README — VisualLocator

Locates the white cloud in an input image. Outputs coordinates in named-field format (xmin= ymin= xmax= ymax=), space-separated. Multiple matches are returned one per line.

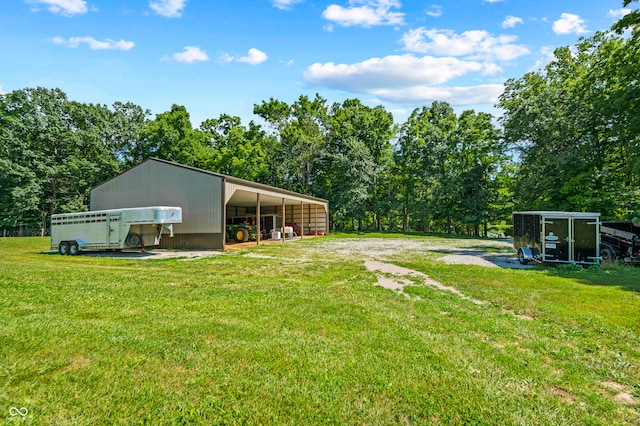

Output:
xmin=302 ymin=50 xmax=507 ymax=106
xmin=27 ymin=0 xmax=88 ymax=16
xmin=272 ymin=0 xmax=303 ymax=10
xmin=608 ymin=8 xmax=631 ymax=20
xmin=552 ymin=13 xmax=589 ymax=35
xmin=304 ymin=54 xmax=486 ymax=91
xmin=322 ymin=0 xmax=404 ymax=28
xmin=52 ymin=36 xmax=134 ymax=50
xmin=401 ymin=28 xmax=529 ymax=62
xmin=426 ymin=5 xmax=442 ymax=18
xmin=371 ymin=84 xmax=504 ymax=105
xmin=165 ymin=46 xmax=208 ymax=63
xmin=502 ymin=15 xmax=523 ymax=29
xmin=219 ymin=48 xmax=268 ymax=65
xmin=150 ymin=0 xmax=186 ymax=18
xmin=483 ymin=0 xmax=503 ymax=3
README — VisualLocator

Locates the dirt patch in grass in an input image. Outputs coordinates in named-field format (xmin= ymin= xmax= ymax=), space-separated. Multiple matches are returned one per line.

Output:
xmin=364 ymin=259 xmax=485 ymax=304
xmin=551 ymin=385 xmax=577 ymax=404
xmin=602 ymin=381 xmax=637 ymax=405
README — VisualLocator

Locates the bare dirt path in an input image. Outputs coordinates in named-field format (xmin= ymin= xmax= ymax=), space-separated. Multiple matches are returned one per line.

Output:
xmin=314 ymin=237 xmax=529 ymax=303
xmin=364 ymin=259 xmax=485 ymax=304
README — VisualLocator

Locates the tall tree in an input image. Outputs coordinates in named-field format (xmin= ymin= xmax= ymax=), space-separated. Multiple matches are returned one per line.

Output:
xmin=0 ymin=87 xmax=127 ymax=232
xmin=323 ymin=99 xmax=394 ymax=230
xmin=254 ymin=94 xmax=329 ymax=194
xmin=199 ymin=114 xmax=268 ymax=181
xmin=499 ymin=29 xmax=640 ymax=218
xmin=139 ymin=104 xmax=207 ymax=167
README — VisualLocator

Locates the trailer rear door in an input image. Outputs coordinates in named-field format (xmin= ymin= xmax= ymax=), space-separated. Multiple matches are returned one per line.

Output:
xmin=542 ymin=218 xmax=570 ymax=262
xmin=574 ymin=219 xmax=599 ymax=263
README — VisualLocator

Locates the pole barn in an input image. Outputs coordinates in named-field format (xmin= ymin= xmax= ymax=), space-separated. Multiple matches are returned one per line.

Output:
xmin=90 ymin=158 xmax=329 ymax=250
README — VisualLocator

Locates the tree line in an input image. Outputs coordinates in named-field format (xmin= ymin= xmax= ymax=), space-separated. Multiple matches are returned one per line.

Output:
xmin=1 ymin=3 xmax=638 ymax=235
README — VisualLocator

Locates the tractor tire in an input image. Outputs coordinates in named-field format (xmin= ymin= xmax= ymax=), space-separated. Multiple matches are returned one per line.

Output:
xmin=234 ymin=228 xmax=249 ymax=243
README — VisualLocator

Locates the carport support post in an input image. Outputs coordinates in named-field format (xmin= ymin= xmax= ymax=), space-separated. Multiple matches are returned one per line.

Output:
xmin=256 ymin=193 xmax=261 ymax=245
xmin=300 ymin=201 xmax=304 ymax=238
xmin=282 ymin=197 xmax=286 ymax=244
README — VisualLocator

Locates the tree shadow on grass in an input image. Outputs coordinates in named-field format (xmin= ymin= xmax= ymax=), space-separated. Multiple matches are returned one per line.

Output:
xmin=547 ymin=264 xmax=640 ymax=294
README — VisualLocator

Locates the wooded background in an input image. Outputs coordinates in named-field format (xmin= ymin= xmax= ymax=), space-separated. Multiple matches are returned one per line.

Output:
xmin=1 ymin=8 xmax=639 ymax=235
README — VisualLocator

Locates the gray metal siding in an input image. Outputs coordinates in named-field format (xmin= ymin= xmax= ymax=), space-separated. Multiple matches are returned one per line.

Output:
xmin=91 ymin=160 xmax=223 ymax=234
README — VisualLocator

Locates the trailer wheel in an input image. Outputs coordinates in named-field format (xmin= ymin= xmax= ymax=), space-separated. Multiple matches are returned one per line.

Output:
xmin=68 ymin=241 xmax=79 ymax=256
xmin=518 ymin=249 xmax=529 ymax=265
xmin=58 ymin=242 xmax=69 ymax=256
xmin=601 ymin=248 xmax=615 ymax=264
xmin=234 ymin=228 xmax=249 ymax=243
xmin=125 ymin=232 xmax=142 ymax=248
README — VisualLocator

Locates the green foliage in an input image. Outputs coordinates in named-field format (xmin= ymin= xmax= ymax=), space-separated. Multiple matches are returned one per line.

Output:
xmin=397 ymin=102 xmax=509 ymax=234
xmin=0 ymin=88 xmax=129 ymax=230
xmin=199 ymin=115 xmax=268 ymax=181
xmin=499 ymin=26 xmax=640 ymax=219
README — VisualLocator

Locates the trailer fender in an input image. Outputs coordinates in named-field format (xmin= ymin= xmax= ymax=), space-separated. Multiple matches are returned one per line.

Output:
xmin=518 ymin=247 xmax=535 ymax=265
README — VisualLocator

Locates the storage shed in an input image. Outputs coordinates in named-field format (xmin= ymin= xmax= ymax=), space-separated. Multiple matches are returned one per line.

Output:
xmin=90 ymin=158 xmax=329 ymax=250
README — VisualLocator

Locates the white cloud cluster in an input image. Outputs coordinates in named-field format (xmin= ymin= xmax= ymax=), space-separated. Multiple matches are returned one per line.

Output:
xmin=150 ymin=0 xmax=186 ymax=18
xmin=303 ymin=22 xmax=532 ymax=107
xmin=303 ymin=54 xmax=503 ymax=105
xmin=502 ymin=15 xmax=523 ymax=29
xmin=28 ymin=0 xmax=88 ymax=16
xmin=52 ymin=36 xmax=134 ymax=50
xmin=323 ymin=0 xmax=404 ymax=28
xmin=552 ymin=13 xmax=588 ymax=35
xmin=401 ymin=28 xmax=529 ymax=62
xmin=272 ymin=0 xmax=304 ymax=11
xmin=219 ymin=48 xmax=268 ymax=65
xmin=165 ymin=46 xmax=208 ymax=63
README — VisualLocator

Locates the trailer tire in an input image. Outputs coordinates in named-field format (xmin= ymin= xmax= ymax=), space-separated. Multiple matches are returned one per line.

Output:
xmin=68 ymin=241 xmax=79 ymax=256
xmin=125 ymin=232 xmax=142 ymax=248
xmin=518 ymin=249 xmax=529 ymax=265
xmin=58 ymin=242 xmax=69 ymax=256
xmin=601 ymin=248 xmax=615 ymax=264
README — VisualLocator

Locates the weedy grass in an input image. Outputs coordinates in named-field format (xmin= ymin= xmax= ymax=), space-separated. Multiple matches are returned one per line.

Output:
xmin=1 ymin=235 xmax=639 ymax=425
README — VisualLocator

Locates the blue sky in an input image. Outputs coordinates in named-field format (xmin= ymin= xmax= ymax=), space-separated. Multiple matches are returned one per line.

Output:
xmin=0 ymin=0 xmax=632 ymax=127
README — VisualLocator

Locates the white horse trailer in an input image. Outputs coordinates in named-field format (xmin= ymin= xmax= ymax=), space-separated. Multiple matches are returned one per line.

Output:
xmin=51 ymin=206 xmax=182 ymax=255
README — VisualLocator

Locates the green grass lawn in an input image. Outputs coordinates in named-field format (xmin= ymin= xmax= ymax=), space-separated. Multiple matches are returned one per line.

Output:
xmin=1 ymin=235 xmax=639 ymax=425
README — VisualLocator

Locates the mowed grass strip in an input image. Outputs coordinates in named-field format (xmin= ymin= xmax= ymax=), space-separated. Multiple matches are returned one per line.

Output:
xmin=0 ymin=236 xmax=638 ymax=425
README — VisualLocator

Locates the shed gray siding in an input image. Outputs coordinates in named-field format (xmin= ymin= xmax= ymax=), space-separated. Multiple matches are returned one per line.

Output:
xmin=91 ymin=159 xmax=225 ymax=249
